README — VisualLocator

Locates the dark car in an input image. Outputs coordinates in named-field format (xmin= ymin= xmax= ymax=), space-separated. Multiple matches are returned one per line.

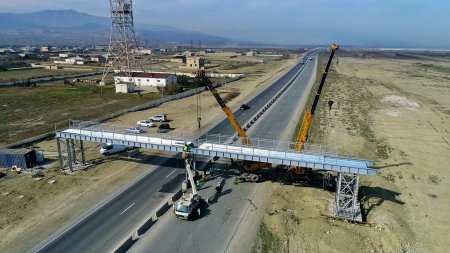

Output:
xmin=157 ymin=123 xmax=171 ymax=133
xmin=240 ymin=104 xmax=250 ymax=110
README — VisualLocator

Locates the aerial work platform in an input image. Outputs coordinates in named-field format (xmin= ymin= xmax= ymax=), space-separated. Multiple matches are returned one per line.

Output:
xmin=56 ymin=124 xmax=375 ymax=175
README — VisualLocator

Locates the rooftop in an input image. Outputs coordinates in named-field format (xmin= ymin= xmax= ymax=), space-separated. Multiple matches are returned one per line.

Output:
xmin=116 ymin=72 xmax=172 ymax=79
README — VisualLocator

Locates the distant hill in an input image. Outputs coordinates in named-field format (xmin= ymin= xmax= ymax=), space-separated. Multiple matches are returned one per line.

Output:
xmin=0 ymin=9 xmax=235 ymax=46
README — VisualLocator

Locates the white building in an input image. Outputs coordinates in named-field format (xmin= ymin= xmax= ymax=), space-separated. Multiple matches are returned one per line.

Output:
xmin=54 ymin=56 xmax=86 ymax=65
xmin=114 ymin=72 xmax=177 ymax=87
xmin=90 ymin=55 xmax=106 ymax=63
xmin=115 ymin=83 xmax=135 ymax=93
xmin=132 ymin=49 xmax=152 ymax=55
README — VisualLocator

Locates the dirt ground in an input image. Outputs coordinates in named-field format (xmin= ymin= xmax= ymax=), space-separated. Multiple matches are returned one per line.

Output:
xmin=0 ymin=54 xmax=301 ymax=253
xmin=253 ymin=51 xmax=450 ymax=253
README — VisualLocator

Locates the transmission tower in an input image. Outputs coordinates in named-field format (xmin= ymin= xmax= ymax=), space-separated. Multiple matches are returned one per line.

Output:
xmin=101 ymin=0 xmax=144 ymax=84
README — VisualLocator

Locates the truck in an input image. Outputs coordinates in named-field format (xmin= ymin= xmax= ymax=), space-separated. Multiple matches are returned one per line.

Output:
xmin=173 ymin=157 xmax=201 ymax=220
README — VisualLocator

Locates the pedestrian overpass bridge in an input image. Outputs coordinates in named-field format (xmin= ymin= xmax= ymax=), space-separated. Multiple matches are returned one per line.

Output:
xmin=55 ymin=126 xmax=375 ymax=175
xmin=55 ymin=122 xmax=376 ymax=222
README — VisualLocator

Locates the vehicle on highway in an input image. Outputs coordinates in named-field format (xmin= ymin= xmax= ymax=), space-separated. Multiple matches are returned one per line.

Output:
xmin=157 ymin=123 xmax=171 ymax=133
xmin=240 ymin=104 xmax=250 ymax=110
xmin=125 ymin=127 xmax=145 ymax=134
xmin=137 ymin=120 xmax=156 ymax=128
xmin=308 ymin=57 xmax=313 ymax=60
xmin=173 ymin=194 xmax=201 ymax=220
xmin=300 ymin=60 xmax=305 ymax=64
xmin=174 ymin=156 xmax=201 ymax=220
xmin=149 ymin=114 xmax=168 ymax=122
xmin=100 ymin=143 xmax=133 ymax=155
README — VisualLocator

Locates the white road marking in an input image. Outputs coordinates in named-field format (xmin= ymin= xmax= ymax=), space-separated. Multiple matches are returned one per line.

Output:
xmin=120 ymin=203 xmax=135 ymax=215
xmin=166 ymin=170 xmax=176 ymax=178
xmin=33 ymin=156 xmax=170 ymax=253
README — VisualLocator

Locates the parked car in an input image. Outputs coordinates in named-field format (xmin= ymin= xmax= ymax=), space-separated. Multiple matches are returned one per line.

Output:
xmin=240 ymin=104 xmax=250 ymax=110
xmin=125 ymin=127 xmax=145 ymax=134
xmin=149 ymin=114 xmax=168 ymax=122
xmin=137 ymin=120 xmax=156 ymax=128
xmin=157 ymin=123 xmax=171 ymax=133
xmin=100 ymin=144 xmax=133 ymax=155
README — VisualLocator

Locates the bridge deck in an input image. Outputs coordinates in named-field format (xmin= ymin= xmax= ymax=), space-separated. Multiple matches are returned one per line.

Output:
xmin=57 ymin=128 xmax=376 ymax=175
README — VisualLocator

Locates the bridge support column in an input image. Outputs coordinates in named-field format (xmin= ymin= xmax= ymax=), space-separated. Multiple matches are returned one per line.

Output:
xmin=56 ymin=138 xmax=86 ymax=172
xmin=335 ymin=172 xmax=362 ymax=222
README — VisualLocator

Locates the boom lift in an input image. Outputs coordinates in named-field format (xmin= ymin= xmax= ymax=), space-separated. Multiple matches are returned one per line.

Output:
xmin=173 ymin=155 xmax=201 ymax=220
xmin=197 ymin=70 xmax=270 ymax=182
xmin=289 ymin=44 xmax=339 ymax=184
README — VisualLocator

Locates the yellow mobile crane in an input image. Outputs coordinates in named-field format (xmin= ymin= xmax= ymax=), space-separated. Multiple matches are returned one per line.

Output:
xmin=289 ymin=44 xmax=339 ymax=184
xmin=196 ymin=70 xmax=251 ymax=146
xmin=196 ymin=70 xmax=270 ymax=182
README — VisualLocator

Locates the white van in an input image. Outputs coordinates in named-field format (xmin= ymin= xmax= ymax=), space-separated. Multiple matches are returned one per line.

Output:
xmin=100 ymin=143 xmax=133 ymax=155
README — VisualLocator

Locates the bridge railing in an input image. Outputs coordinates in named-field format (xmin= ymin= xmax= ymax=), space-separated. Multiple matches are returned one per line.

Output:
xmin=63 ymin=121 xmax=374 ymax=167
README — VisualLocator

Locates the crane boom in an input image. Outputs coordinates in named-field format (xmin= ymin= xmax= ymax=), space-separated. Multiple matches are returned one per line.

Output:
xmin=295 ymin=44 xmax=339 ymax=152
xmin=197 ymin=70 xmax=252 ymax=146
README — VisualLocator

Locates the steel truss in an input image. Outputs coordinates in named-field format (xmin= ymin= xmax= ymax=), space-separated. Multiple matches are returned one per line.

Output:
xmin=335 ymin=172 xmax=362 ymax=222
xmin=56 ymin=138 xmax=86 ymax=172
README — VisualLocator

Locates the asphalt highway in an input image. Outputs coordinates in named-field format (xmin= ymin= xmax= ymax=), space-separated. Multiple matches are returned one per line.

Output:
xmin=128 ymin=54 xmax=319 ymax=253
xmin=30 ymin=52 xmax=315 ymax=253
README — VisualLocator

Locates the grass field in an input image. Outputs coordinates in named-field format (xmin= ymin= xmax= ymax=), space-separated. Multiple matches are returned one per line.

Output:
xmin=0 ymin=68 xmax=92 ymax=82
xmin=0 ymin=84 xmax=160 ymax=145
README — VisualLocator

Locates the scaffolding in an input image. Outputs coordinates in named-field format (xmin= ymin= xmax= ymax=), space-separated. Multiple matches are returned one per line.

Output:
xmin=335 ymin=173 xmax=361 ymax=222
xmin=56 ymin=138 xmax=87 ymax=172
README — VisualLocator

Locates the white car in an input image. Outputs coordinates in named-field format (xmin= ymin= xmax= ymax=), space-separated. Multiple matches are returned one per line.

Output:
xmin=137 ymin=120 xmax=156 ymax=128
xmin=125 ymin=127 xmax=145 ymax=134
xmin=149 ymin=114 xmax=168 ymax=122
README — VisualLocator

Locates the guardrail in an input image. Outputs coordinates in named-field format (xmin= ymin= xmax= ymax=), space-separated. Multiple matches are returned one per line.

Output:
xmin=111 ymin=188 xmax=183 ymax=253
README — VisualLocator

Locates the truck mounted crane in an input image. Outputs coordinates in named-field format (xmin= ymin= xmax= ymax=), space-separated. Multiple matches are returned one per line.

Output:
xmin=173 ymin=155 xmax=201 ymax=220
xmin=197 ymin=70 xmax=270 ymax=182
xmin=196 ymin=70 xmax=252 ymax=146
xmin=289 ymin=44 xmax=339 ymax=184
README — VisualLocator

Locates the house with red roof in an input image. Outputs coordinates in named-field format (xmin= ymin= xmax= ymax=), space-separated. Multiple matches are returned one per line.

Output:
xmin=114 ymin=72 xmax=177 ymax=87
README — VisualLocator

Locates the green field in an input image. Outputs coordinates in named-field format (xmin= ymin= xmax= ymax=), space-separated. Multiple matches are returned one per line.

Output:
xmin=0 ymin=68 xmax=93 ymax=82
xmin=0 ymin=84 xmax=161 ymax=145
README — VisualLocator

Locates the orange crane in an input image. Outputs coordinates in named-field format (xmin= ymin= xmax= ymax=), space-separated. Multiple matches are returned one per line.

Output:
xmin=196 ymin=69 xmax=252 ymax=146
xmin=197 ymin=70 xmax=270 ymax=182
xmin=289 ymin=44 xmax=339 ymax=184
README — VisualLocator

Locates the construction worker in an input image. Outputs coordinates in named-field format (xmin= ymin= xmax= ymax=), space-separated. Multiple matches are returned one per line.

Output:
xmin=215 ymin=181 xmax=222 ymax=196
xmin=183 ymin=143 xmax=190 ymax=153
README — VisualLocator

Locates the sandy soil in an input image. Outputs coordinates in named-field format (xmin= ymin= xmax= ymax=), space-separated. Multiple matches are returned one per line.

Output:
xmin=0 ymin=54 xmax=301 ymax=252
xmin=253 ymin=52 xmax=450 ymax=253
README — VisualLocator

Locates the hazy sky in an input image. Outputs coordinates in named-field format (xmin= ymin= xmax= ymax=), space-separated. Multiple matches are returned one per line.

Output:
xmin=1 ymin=0 xmax=450 ymax=48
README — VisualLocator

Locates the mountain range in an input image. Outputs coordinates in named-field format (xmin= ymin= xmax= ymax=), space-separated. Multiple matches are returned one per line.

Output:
xmin=0 ymin=9 xmax=237 ymax=46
